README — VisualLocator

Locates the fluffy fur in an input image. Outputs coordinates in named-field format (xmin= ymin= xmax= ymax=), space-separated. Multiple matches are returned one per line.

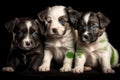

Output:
xmin=37 ymin=5 xmax=75 ymax=72
xmin=2 ymin=17 xmax=44 ymax=72
xmin=67 ymin=8 xmax=119 ymax=73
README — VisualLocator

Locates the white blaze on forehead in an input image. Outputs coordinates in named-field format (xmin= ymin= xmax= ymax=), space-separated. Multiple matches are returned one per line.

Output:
xmin=48 ymin=6 xmax=66 ymax=19
xmin=84 ymin=12 xmax=91 ymax=25
xmin=26 ymin=21 xmax=32 ymax=30
xmin=23 ymin=21 xmax=32 ymax=46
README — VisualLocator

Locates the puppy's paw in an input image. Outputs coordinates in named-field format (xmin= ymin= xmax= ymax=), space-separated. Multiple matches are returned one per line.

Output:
xmin=38 ymin=65 xmax=50 ymax=72
xmin=103 ymin=68 xmax=115 ymax=73
xmin=2 ymin=67 xmax=14 ymax=72
xmin=60 ymin=66 xmax=71 ymax=72
xmin=72 ymin=67 xmax=84 ymax=73
xmin=84 ymin=66 xmax=92 ymax=71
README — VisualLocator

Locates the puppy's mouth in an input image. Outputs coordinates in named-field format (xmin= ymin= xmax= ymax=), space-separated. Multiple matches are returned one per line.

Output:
xmin=23 ymin=46 xmax=33 ymax=50
xmin=46 ymin=29 xmax=66 ymax=38
xmin=18 ymin=45 xmax=34 ymax=51
xmin=17 ymin=42 xmax=34 ymax=51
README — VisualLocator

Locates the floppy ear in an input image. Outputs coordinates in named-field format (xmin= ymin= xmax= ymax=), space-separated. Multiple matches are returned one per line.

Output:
xmin=35 ymin=19 xmax=45 ymax=35
xmin=5 ymin=18 xmax=19 ymax=33
xmin=97 ymin=12 xmax=110 ymax=29
xmin=37 ymin=7 xmax=48 ymax=22
xmin=66 ymin=7 xmax=82 ymax=29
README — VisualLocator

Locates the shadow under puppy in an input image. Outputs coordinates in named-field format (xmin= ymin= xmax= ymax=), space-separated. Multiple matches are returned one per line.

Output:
xmin=37 ymin=5 xmax=75 ymax=72
xmin=2 ymin=17 xmax=44 ymax=72
xmin=67 ymin=8 xmax=119 ymax=73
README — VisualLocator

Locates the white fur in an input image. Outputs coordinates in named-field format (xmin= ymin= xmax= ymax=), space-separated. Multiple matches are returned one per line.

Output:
xmin=23 ymin=21 xmax=31 ymax=47
xmin=2 ymin=67 xmax=14 ymax=72
xmin=73 ymin=32 xmax=119 ymax=73
xmin=38 ymin=50 xmax=53 ymax=71
xmin=84 ymin=13 xmax=91 ymax=25
xmin=26 ymin=21 xmax=32 ymax=28
xmin=84 ymin=31 xmax=88 ymax=35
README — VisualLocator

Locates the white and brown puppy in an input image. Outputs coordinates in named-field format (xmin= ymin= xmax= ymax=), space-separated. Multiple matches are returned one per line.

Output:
xmin=67 ymin=8 xmax=119 ymax=73
xmin=2 ymin=17 xmax=44 ymax=72
xmin=37 ymin=5 xmax=75 ymax=72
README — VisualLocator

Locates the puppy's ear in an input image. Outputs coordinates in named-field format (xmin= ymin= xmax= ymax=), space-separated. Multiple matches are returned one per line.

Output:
xmin=35 ymin=19 xmax=45 ymax=35
xmin=37 ymin=7 xmax=48 ymax=22
xmin=5 ymin=18 xmax=19 ymax=33
xmin=97 ymin=12 xmax=110 ymax=29
xmin=66 ymin=7 xmax=82 ymax=29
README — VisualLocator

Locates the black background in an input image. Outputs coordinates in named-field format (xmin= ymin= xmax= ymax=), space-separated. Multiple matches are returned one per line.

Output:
xmin=0 ymin=0 xmax=120 ymax=79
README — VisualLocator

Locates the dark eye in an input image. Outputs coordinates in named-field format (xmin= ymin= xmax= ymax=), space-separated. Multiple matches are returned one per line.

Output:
xmin=47 ymin=17 xmax=52 ymax=23
xmin=32 ymin=31 xmax=38 ymax=37
xmin=18 ymin=31 xmax=23 ymax=37
xmin=78 ymin=25 xmax=83 ymax=30
xmin=59 ymin=18 xmax=66 ymax=25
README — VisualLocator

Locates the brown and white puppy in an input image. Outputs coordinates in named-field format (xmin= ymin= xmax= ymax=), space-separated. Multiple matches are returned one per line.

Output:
xmin=37 ymin=5 xmax=75 ymax=72
xmin=2 ymin=17 xmax=44 ymax=72
xmin=67 ymin=8 xmax=119 ymax=73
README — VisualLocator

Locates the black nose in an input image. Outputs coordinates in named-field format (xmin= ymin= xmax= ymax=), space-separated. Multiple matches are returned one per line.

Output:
xmin=26 ymin=41 xmax=31 ymax=46
xmin=83 ymin=35 xmax=89 ymax=40
xmin=52 ymin=28 xmax=58 ymax=33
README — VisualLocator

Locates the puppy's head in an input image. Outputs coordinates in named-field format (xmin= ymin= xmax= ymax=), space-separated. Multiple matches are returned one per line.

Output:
xmin=77 ymin=12 xmax=110 ymax=43
xmin=68 ymin=10 xmax=110 ymax=43
xmin=5 ymin=18 xmax=43 ymax=51
xmin=38 ymin=5 xmax=71 ymax=37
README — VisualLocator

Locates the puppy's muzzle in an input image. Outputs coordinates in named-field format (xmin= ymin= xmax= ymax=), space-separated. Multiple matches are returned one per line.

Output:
xmin=51 ymin=28 xmax=66 ymax=35
xmin=83 ymin=35 xmax=89 ymax=40
xmin=25 ymin=41 xmax=32 ymax=47
xmin=23 ymin=40 xmax=34 ymax=50
xmin=82 ymin=34 xmax=90 ymax=42
xmin=52 ymin=28 xmax=58 ymax=34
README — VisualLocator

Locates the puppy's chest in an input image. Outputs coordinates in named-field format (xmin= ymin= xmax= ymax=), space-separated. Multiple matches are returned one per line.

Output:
xmin=82 ymin=44 xmax=99 ymax=66
xmin=81 ymin=43 xmax=97 ymax=52
xmin=19 ymin=53 xmax=34 ymax=65
xmin=46 ymin=38 xmax=67 ymax=47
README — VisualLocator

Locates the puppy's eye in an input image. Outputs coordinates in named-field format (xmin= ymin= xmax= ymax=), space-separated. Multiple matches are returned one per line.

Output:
xmin=90 ymin=25 xmax=97 ymax=30
xmin=59 ymin=18 xmax=66 ymax=25
xmin=18 ymin=31 xmax=23 ymax=37
xmin=32 ymin=31 xmax=38 ymax=37
xmin=47 ymin=17 xmax=52 ymax=23
xmin=78 ymin=25 xmax=83 ymax=30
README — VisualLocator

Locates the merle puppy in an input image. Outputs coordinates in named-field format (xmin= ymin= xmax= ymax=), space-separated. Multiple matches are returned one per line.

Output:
xmin=2 ymin=17 xmax=44 ymax=72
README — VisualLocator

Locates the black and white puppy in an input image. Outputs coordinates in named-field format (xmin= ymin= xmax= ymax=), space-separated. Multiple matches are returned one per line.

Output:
xmin=67 ymin=8 xmax=119 ymax=73
xmin=37 ymin=5 xmax=75 ymax=72
xmin=2 ymin=17 xmax=44 ymax=72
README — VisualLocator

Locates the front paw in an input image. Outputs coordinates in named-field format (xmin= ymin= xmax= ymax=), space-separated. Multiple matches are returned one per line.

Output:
xmin=103 ymin=68 xmax=115 ymax=73
xmin=72 ymin=67 xmax=84 ymax=73
xmin=84 ymin=66 xmax=92 ymax=71
xmin=2 ymin=67 xmax=14 ymax=72
xmin=38 ymin=65 xmax=50 ymax=72
xmin=60 ymin=66 xmax=71 ymax=72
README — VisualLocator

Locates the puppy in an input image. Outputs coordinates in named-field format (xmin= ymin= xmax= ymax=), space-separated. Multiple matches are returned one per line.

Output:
xmin=37 ymin=5 xmax=75 ymax=72
xmin=2 ymin=17 xmax=44 ymax=72
xmin=67 ymin=8 xmax=119 ymax=73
